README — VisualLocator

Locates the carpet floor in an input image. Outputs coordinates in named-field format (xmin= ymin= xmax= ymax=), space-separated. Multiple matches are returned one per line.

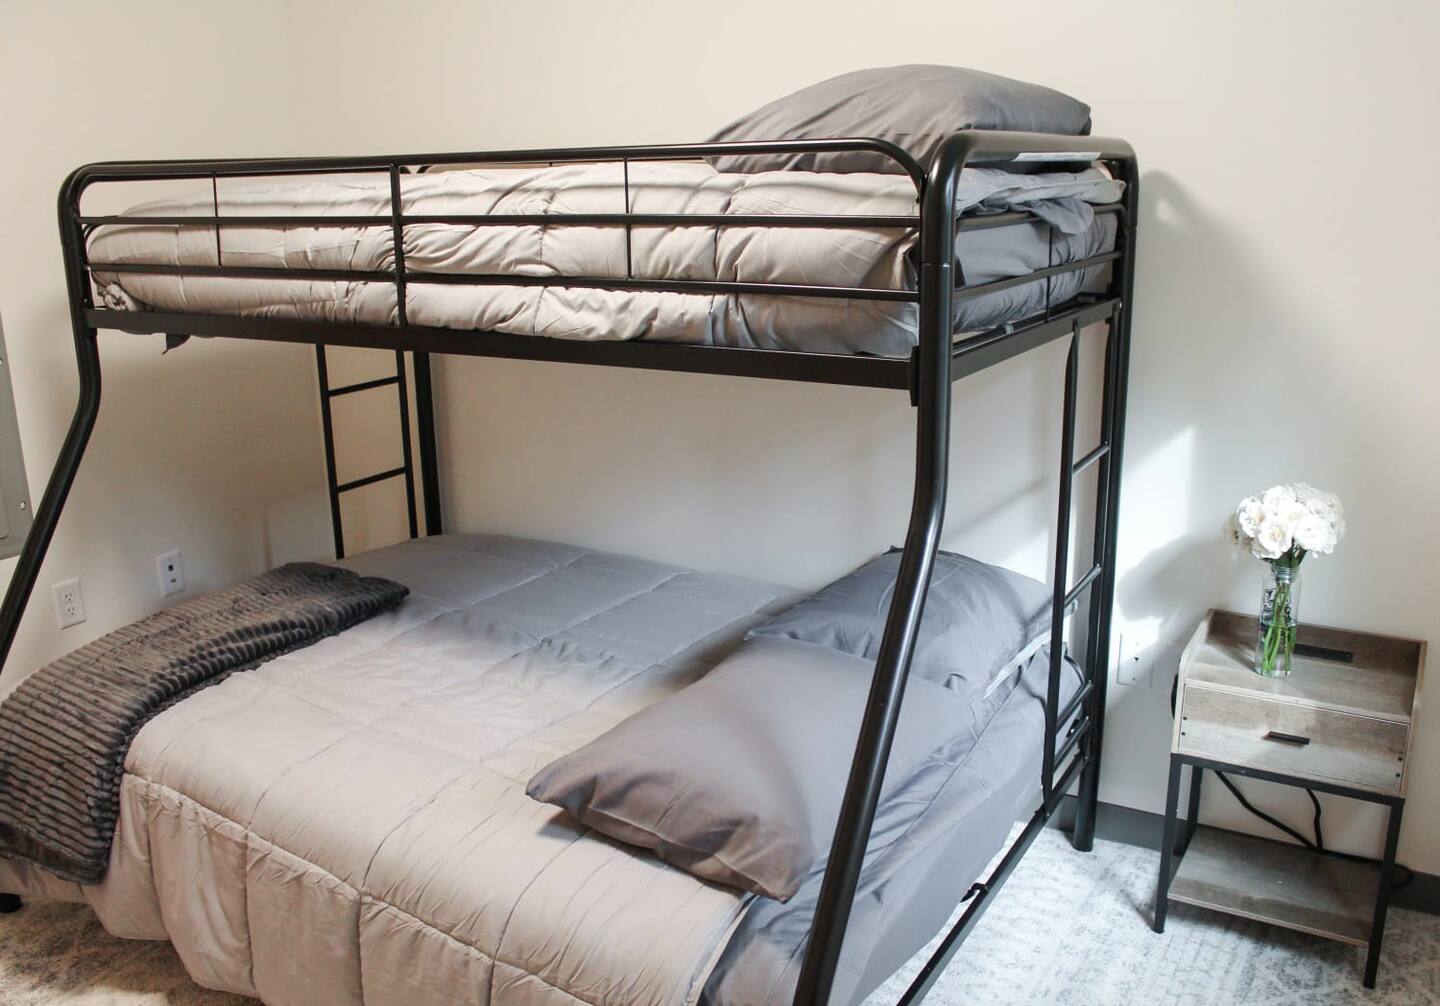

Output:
xmin=1 ymin=829 xmax=1436 ymax=1005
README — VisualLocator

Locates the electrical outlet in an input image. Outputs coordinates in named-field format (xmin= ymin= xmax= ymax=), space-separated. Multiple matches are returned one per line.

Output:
xmin=1117 ymin=632 xmax=1156 ymax=687
xmin=51 ymin=577 xmax=85 ymax=629
xmin=156 ymin=549 xmax=186 ymax=597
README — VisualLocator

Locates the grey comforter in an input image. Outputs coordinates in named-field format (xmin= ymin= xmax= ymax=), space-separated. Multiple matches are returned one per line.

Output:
xmin=0 ymin=563 xmax=408 ymax=885
xmin=87 ymin=162 xmax=1121 ymax=357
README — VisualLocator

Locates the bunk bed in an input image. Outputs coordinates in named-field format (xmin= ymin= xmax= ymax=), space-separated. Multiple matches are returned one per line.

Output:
xmin=0 ymin=125 xmax=1137 ymax=1006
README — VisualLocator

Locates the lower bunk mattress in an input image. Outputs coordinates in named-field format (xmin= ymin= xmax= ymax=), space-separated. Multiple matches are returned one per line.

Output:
xmin=0 ymin=534 xmax=1075 ymax=1006
xmin=86 ymin=161 xmax=1121 ymax=357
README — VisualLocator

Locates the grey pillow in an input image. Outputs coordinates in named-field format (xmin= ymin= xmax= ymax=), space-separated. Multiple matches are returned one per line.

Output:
xmin=526 ymin=636 xmax=964 ymax=902
xmin=707 ymin=65 xmax=1092 ymax=175
xmin=750 ymin=549 xmax=1051 ymax=700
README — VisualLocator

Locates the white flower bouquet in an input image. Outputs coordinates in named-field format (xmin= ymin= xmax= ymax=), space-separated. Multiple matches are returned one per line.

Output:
xmin=1225 ymin=483 xmax=1346 ymax=675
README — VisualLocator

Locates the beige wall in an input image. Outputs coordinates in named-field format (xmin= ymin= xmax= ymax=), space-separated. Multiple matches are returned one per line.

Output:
xmin=3 ymin=0 xmax=1437 ymax=874
xmin=0 ymin=4 xmax=342 ymax=680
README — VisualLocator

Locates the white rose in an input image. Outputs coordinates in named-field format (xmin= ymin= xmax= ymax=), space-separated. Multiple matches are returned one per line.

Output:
xmin=1303 ymin=489 xmax=1345 ymax=545
xmin=1223 ymin=513 xmax=1247 ymax=547
xmin=1235 ymin=497 xmax=1265 ymax=537
xmin=1293 ymin=513 xmax=1337 ymax=554
xmin=1262 ymin=484 xmax=1298 ymax=510
xmin=1251 ymin=521 xmax=1293 ymax=560
xmin=1289 ymin=482 xmax=1317 ymax=503
xmin=1305 ymin=496 xmax=1337 ymax=524
xmin=1265 ymin=496 xmax=1309 ymax=534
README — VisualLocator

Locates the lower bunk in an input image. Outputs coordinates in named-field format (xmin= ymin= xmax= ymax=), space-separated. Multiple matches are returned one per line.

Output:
xmin=0 ymin=534 xmax=1081 ymax=1006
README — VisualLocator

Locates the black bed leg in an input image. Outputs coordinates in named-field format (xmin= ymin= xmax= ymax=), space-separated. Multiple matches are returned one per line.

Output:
xmin=1072 ymin=752 xmax=1102 ymax=852
xmin=0 ymin=171 xmax=106 ymax=677
xmin=0 ymin=322 xmax=101 ymax=675
xmin=0 ymin=893 xmax=22 ymax=914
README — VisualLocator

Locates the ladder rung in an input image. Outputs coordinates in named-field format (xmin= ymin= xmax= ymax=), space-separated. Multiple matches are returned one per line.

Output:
xmin=1063 ymin=564 xmax=1103 ymax=608
xmin=326 ymin=375 xmax=400 ymax=397
xmin=336 ymin=466 xmax=408 ymax=493
xmin=1052 ymin=716 xmax=1092 ymax=770
xmin=1056 ymin=680 xmax=1094 ymax=731
xmin=1071 ymin=443 xmax=1110 ymax=475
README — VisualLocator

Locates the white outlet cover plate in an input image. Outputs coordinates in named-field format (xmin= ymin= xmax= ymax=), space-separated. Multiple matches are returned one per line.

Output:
xmin=51 ymin=576 xmax=85 ymax=629
xmin=1117 ymin=632 xmax=1156 ymax=687
xmin=157 ymin=550 xmax=185 ymax=597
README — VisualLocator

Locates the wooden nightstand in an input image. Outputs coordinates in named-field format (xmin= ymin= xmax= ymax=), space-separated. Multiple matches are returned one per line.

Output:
xmin=1152 ymin=610 xmax=1425 ymax=989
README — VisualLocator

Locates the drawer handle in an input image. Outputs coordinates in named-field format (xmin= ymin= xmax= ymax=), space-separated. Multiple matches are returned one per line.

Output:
xmin=1263 ymin=730 xmax=1311 ymax=746
xmin=1292 ymin=642 xmax=1353 ymax=663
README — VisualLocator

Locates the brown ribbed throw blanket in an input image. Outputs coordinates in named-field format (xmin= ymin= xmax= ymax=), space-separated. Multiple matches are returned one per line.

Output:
xmin=0 ymin=562 xmax=408 ymax=885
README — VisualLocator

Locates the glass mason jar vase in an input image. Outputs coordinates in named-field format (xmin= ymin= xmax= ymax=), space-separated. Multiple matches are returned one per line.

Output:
xmin=1255 ymin=561 xmax=1302 ymax=676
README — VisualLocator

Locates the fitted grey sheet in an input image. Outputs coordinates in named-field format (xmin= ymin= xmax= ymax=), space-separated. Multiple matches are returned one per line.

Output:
xmin=702 ymin=646 xmax=1081 ymax=1006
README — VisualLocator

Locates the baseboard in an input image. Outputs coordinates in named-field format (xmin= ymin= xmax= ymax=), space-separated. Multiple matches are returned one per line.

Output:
xmin=1048 ymin=796 xmax=1440 ymax=917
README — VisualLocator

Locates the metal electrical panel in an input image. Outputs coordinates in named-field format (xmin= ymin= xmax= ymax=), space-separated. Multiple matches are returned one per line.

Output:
xmin=0 ymin=315 xmax=33 ymax=559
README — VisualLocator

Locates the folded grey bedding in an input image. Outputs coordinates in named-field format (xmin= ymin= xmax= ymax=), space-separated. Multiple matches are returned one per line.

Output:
xmin=0 ymin=563 xmax=407 ymax=885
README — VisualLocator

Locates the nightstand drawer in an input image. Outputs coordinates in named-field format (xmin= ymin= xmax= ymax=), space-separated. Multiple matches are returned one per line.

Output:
xmin=1177 ymin=686 xmax=1407 ymax=794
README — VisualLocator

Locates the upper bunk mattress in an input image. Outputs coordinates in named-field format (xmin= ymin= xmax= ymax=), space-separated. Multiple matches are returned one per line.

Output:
xmin=87 ymin=162 xmax=1122 ymax=357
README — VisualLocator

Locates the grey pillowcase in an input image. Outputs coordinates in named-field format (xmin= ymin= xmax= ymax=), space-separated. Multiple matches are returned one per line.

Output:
xmin=526 ymin=636 xmax=965 ymax=902
xmin=749 ymin=549 xmax=1051 ymax=701
xmin=708 ymin=65 xmax=1092 ymax=175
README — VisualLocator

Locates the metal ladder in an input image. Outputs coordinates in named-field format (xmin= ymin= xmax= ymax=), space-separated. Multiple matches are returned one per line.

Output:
xmin=1042 ymin=303 xmax=1124 ymax=814
xmin=313 ymin=346 xmax=418 ymax=559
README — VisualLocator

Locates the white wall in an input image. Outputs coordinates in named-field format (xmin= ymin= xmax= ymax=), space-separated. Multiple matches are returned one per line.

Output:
xmin=3 ymin=1 xmax=1437 ymax=873
xmin=0 ymin=4 xmax=346 ymax=681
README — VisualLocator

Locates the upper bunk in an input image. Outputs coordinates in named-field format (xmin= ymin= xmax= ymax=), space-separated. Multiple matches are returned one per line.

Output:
xmin=64 ymin=131 xmax=1137 ymax=393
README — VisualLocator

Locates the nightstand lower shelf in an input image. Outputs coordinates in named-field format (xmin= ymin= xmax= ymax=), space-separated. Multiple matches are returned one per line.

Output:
xmin=1168 ymin=826 xmax=1379 ymax=947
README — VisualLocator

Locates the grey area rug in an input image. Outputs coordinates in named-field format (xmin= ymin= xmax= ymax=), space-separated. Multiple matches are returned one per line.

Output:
xmin=0 ymin=829 xmax=1435 ymax=1005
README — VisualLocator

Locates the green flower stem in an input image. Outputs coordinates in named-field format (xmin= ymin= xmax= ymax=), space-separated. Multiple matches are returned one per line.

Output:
xmin=1259 ymin=553 xmax=1303 ymax=675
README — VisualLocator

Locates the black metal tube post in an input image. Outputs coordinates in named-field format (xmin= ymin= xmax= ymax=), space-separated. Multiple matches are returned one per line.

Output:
xmin=412 ymin=351 xmax=443 ymax=535
xmin=313 ymin=345 xmax=346 ymax=559
xmin=1365 ymin=801 xmax=1404 ymax=988
xmin=791 ymin=132 xmax=965 ymax=1006
xmin=393 ymin=350 xmax=418 ymax=540
xmin=1152 ymin=756 xmax=1184 ymax=933
xmin=0 ymin=170 xmax=105 ymax=676
xmin=1072 ymin=152 xmax=1138 ymax=852
xmin=1043 ymin=331 xmax=1080 ymax=806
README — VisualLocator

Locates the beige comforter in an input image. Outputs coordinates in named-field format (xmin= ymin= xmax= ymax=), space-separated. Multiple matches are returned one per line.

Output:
xmin=0 ymin=535 xmax=797 ymax=1006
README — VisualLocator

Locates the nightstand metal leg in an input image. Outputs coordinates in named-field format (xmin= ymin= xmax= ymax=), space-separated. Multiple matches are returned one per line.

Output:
xmin=1364 ymin=800 xmax=1403 ymax=989
xmin=1153 ymin=756 xmax=1183 ymax=934
xmin=1181 ymin=765 xmax=1203 ymax=856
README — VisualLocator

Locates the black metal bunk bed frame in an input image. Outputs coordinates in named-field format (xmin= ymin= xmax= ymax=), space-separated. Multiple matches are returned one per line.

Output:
xmin=0 ymin=129 xmax=1136 ymax=1005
